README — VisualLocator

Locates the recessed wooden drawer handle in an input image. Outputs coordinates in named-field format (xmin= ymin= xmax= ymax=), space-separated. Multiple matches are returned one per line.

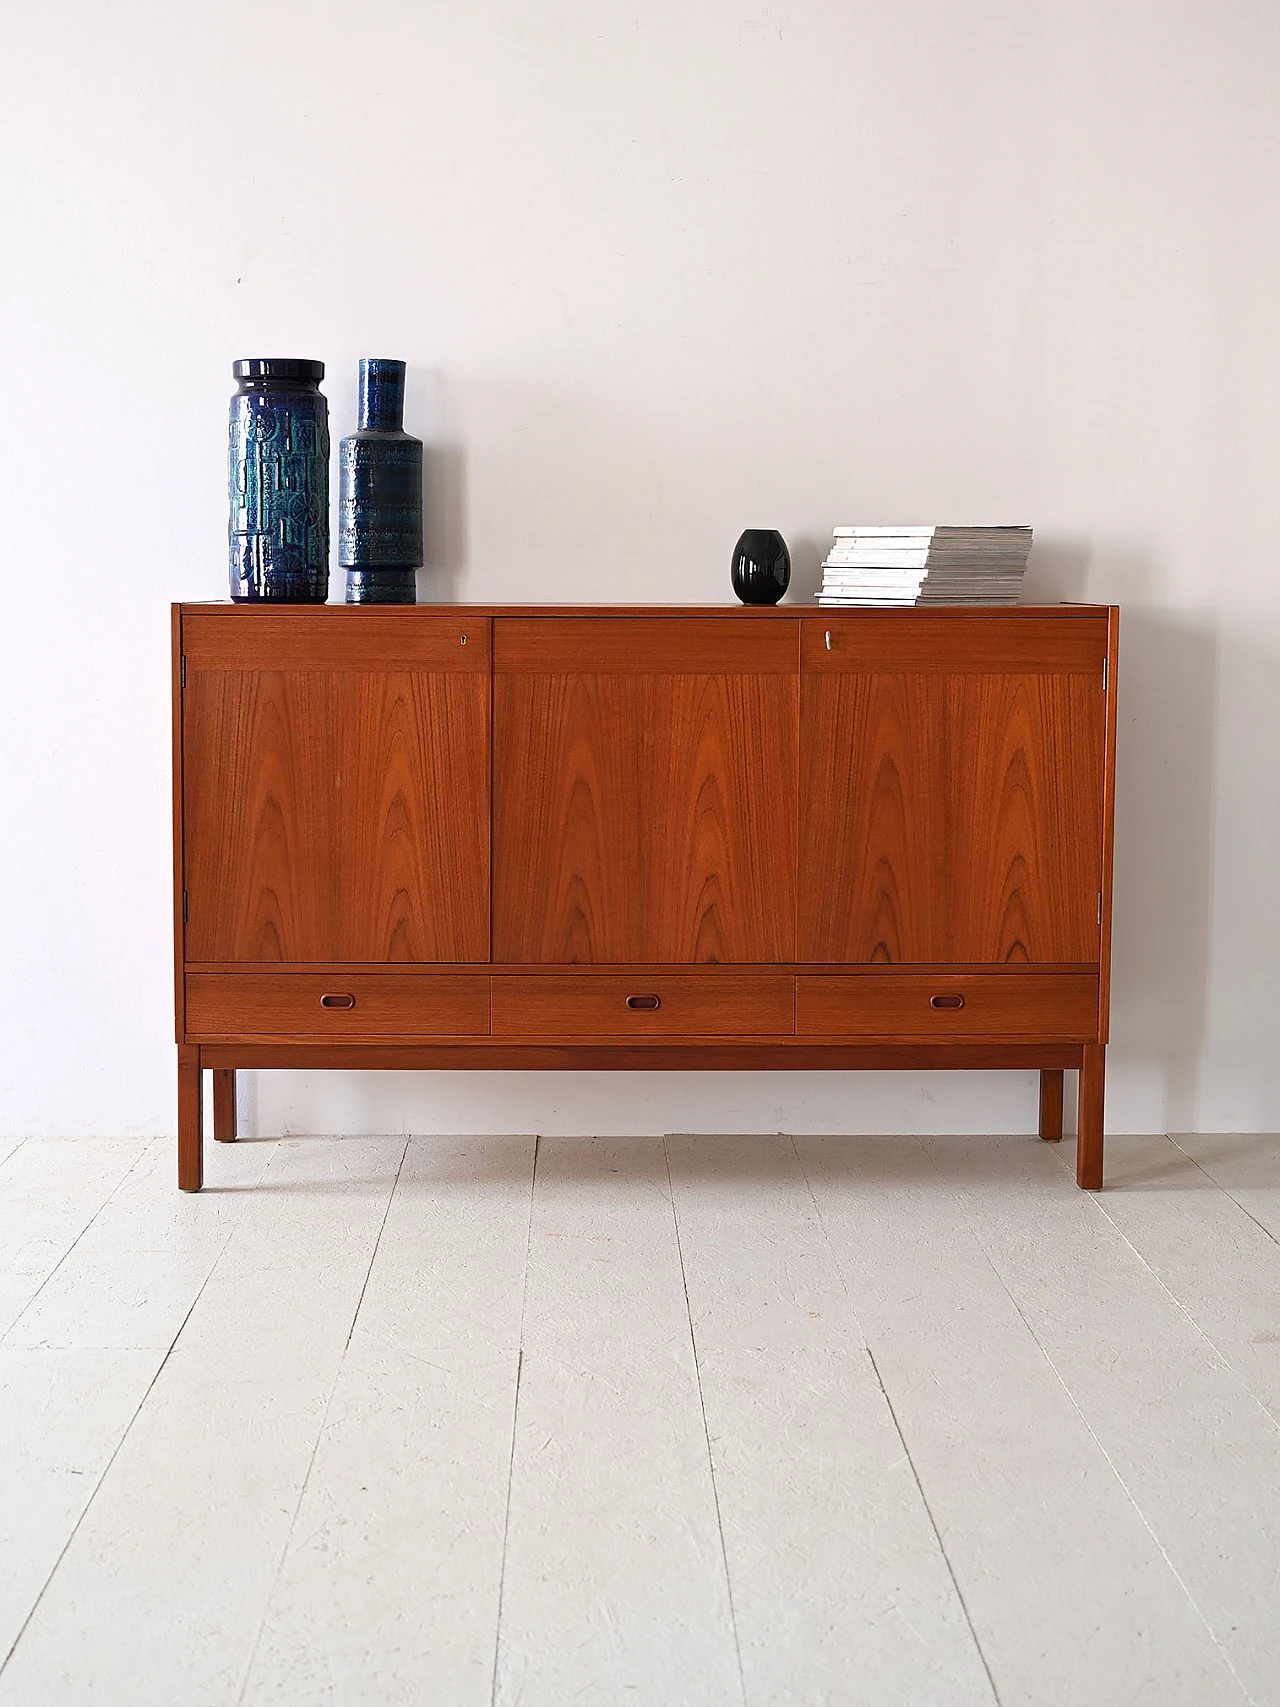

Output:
xmin=625 ymin=994 xmax=661 ymax=1010
xmin=930 ymin=994 xmax=965 ymax=1010
xmin=320 ymin=993 xmax=356 ymax=1009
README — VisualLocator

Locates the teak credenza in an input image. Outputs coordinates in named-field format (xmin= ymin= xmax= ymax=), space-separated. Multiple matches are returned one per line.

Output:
xmin=171 ymin=603 xmax=1119 ymax=1191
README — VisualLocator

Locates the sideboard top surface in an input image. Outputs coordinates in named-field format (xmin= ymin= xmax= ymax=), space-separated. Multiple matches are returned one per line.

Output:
xmin=175 ymin=602 xmax=1116 ymax=619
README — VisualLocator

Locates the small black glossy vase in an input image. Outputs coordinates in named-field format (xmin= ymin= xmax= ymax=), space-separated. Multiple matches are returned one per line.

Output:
xmin=228 ymin=358 xmax=330 ymax=602
xmin=731 ymin=529 xmax=790 ymax=605
xmin=339 ymin=359 xmax=423 ymax=604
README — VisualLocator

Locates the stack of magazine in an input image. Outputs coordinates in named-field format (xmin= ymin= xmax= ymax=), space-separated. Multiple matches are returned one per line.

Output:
xmin=818 ymin=526 xmax=1032 ymax=606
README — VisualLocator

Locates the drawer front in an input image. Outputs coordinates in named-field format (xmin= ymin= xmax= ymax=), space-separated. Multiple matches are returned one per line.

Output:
xmin=186 ymin=973 xmax=490 ymax=1040
xmin=797 ymin=975 xmax=1099 ymax=1041
xmin=491 ymin=975 xmax=795 ymax=1038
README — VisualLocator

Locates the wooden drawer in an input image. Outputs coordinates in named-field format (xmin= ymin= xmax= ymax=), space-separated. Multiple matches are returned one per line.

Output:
xmin=186 ymin=973 xmax=490 ymax=1040
xmin=491 ymin=974 xmax=795 ymax=1038
xmin=796 ymin=974 xmax=1099 ymax=1041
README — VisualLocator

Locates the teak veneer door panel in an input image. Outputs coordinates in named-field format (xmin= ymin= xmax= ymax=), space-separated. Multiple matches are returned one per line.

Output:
xmin=492 ymin=618 xmax=798 ymax=963
xmin=182 ymin=611 xmax=490 ymax=962
xmin=799 ymin=616 xmax=1107 ymax=964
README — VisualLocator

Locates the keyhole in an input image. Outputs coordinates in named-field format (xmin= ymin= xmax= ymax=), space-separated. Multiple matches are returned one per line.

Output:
xmin=825 ymin=631 xmax=832 ymax=651
xmin=461 ymin=634 xmax=467 ymax=646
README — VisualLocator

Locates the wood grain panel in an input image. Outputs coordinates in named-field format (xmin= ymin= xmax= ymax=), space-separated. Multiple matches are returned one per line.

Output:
xmin=493 ymin=627 xmax=797 ymax=963
xmin=1078 ymin=1043 xmax=1106 ymax=1188
xmin=493 ymin=673 xmax=642 ymax=963
xmin=183 ymin=657 xmax=489 ymax=963
xmin=493 ymin=616 xmax=798 ymax=674
xmin=799 ymin=672 xmax=947 ymax=963
xmin=184 ymin=959 xmax=1099 ymax=977
xmin=186 ymin=972 xmax=490 ymax=1040
xmin=796 ymin=974 xmax=1099 ymax=1041
xmin=180 ymin=602 xmax=1112 ymax=621
xmin=212 ymin=1068 xmax=237 ymax=1142
xmin=649 ymin=673 xmax=797 ymax=963
xmin=800 ymin=661 xmax=1106 ymax=965
xmin=172 ymin=607 xmax=186 ymax=1041
xmin=1098 ymin=607 xmax=1120 ymax=1040
xmin=802 ymin=615 xmax=1107 ymax=674
xmin=1039 ymin=1068 xmax=1064 ymax=1140
xmin=944 ymin=673 xmax=1103 ymax=963
xmin=177 ymin=1044 xmax=201 ymax=1192
xmin=182 ymin=609 xmax=489 ymax=672
xmin=200 ymin=1041 xmax=1084 ymax=1071
xmin=491 ymin=973 xmax=794 ymax=1037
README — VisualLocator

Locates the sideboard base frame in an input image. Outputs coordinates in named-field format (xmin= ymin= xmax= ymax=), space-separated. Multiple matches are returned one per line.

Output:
xmin=178 ymin=1046 xmax=1105 ymax=1194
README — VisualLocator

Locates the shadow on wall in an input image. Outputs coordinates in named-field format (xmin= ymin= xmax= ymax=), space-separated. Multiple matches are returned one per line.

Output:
xmin=1028 ymin=536 xmax=1219 ymax=1134
xmin=1110 ymin=606 xmax=1217 ymax=1131
xmin=784 ymin=534 xmax=828 ymax=604
xmin=409 ymin=368 xmax=468 ymax=603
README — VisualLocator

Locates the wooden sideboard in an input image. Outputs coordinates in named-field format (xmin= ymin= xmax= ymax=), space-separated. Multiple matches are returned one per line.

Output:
xmin=172 ymin=603 xmax=1119 ymax=1191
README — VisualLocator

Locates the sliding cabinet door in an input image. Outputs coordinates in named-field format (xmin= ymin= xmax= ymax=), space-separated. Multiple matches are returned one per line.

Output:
xmin=799 ymin=615 xmax=1107 ymax=965
xmin=182 ymin=610 xmax=491 ymax=962
xmin=493 ymin=617 xmax=798 ymax=963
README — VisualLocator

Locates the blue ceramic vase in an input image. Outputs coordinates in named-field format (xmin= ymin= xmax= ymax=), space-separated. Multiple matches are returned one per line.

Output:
xmin=731 ymin=529 xmax=790 ymax=605
xmin=228 ymin=358 xmax=330 ymax=601
xmin=339 ymin=359 xmax=423 ymax=604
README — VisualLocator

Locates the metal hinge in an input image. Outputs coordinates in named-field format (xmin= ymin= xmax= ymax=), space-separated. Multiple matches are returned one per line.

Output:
xmin=1097 ymin=891 xmax=1103 ymax=924
xmin=180 ymin=655 xmax=186 ymax=690
xmin=1102 ymin=657 xmax=1108 ymax=691
xmin=182 ymin=890 xmax=188 ymax=923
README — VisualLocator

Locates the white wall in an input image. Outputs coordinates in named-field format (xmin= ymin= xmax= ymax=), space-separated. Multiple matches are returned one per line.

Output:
xmin=2 ymin=0 xmax=1277 ymax=1139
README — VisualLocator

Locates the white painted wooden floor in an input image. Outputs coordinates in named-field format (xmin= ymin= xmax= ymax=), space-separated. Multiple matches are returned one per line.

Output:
xmin=2 ymin=1130 xmax=1279 ymax=1706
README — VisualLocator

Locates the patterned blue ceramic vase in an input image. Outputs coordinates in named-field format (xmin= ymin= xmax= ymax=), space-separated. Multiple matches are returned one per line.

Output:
xmin=228 ymin=358 xmax=330 ymax=601
xmin=339 ymin=359 xmax=423 ymax=604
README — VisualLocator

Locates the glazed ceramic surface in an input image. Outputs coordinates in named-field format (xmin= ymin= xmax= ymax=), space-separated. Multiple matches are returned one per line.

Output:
xmin=339 ymin=358 xmax=423 ymax=604
xmin=731 ymin=529 xmax=790 ymax=605
xmin=228 ymin=358 xmax=329 ymax=602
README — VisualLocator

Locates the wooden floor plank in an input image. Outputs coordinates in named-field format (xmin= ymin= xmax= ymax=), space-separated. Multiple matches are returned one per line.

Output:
xmin=1170 ymin=1132 xmax=1280 ymax=1241
xmin=797 ymin=1134 xmax=1251 ymax=1707
xmin=667 ymin=1134 xmax=997 ymax=1707
xmin=2 ymin=1131 xmax=1278 ymax=1705
xmin=5 ymin=1137 xmax=277 ymax=1351
xmin=0 ymin=1347 xmax=163 ymax=1665
xmin=241 ymin=1137 xmax=536 ymax=1706
xmin=1050 ymin=1132 xmax=1280 ymax=1423
xmin=0 ymin=1138 xmax=151 ymax=1342
xmin=0 ymin=1136 xmax=277 ymax=1669
xmin=933 ymin=1133 xmax=1280 ymax=1707
xmin=494 ymin=1137 xmax=742 ymax=1707
xmin=0 ymin=1140 xmax=404 ymax=1707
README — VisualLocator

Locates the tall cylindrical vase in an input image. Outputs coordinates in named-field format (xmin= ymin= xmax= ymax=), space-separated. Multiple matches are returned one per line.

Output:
xmin=228 ymin=358 xmax=330 ymax=601
xmin=339 ymin=359 xmax=423 ymax=604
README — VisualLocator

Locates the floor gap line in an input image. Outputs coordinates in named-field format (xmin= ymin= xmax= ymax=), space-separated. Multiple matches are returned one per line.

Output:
xmin=865 ymin=1345 xmax=1004 ymax=1707
xmin=929 ymin=1140 xmax=1258 ymax=1707
xmin=795 ymin=1135 xmax=1004 ymax=1706
xmin=234 ymin=1136 xmax=408 ymax=1707
xmin=489 ymin=1133 xmax=539 ymax=1707
xmin=0 ymin=1173 xmax=251 ymax=1680
xmin=663 ymin=1136 xmax=749 ymax=1707
xmin=1042 ymin=1136 xmax=1280 ymax=1433
xmin=790 ymin=1133 xmax=870 ymax=1337
xmin=1167 ymin=1134 xmax=1280 ymax=1251
xmin=1 ymin=1136 xmax=158 ymax=1349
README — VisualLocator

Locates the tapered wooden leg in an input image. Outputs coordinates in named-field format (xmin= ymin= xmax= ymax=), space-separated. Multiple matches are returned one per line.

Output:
xmin=213 ymin=1069 xmax=237 ymax=1143
xmin=1039 ymin=1069 xmax=1064 ymax=1140
xmin=178 ymin=1045 xmax=203 ymax=1192
xmin=1077 ymin=1044 xmax=1105 ymax=1189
